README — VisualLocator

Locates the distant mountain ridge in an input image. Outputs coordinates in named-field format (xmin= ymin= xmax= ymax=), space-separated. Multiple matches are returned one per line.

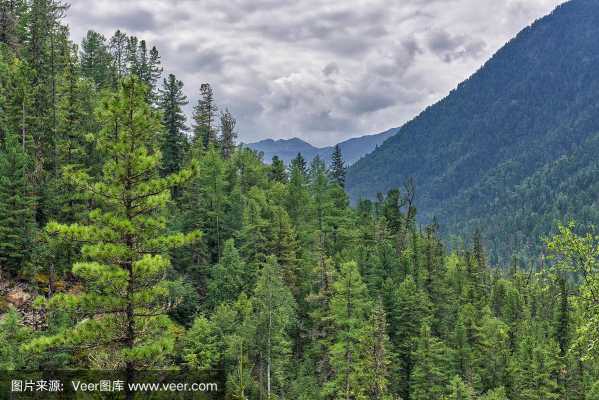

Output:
xmin=245 ymin=128 xmax=398 ymax=166
xmin=346 ymin=0 xmax=599 ymax=263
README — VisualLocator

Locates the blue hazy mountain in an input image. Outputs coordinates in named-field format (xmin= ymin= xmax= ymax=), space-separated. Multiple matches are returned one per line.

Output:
xmin=346 ymin=0 xmax=599 ymax=262
xmin=246 ymin=127 xmax=398 ymax=166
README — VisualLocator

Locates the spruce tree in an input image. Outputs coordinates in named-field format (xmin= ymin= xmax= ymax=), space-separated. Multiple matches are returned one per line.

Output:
xmin=410 ymin=323 xmax=453 ymax=400
xmin=80 ymin=30 xmax=112 ymax=88
xmin=206 ymin=239 xmax=253 ymax=310
xmin=252 ymin=256 xmax=296 ymax=399
xmin=269 ymin=155 xmax=288 ymax=183
xmin=25 ymin=77 xmax=199 ymax=378
xmin=446 ymin=375 xmax=476 ymax=400
xmin=0 ymin=134 xmax=35 ymax=276
xmin=290 ymin=152 xmax=308 ymax=177
xmin=192 ymin=83 xmax=218 ymax=149
xmin=0 ymin=0 xmax=23 ymax=49
xmin=158 ymin=73 xmax=188 ymax=176
xmin=109 ymin=29 xmax=128 ymax=82
xmin=325 ymin=261 xmax=372 ymax=399
xmin=359 ymin=300 xmax=393 ymax=400
xmin=219 ymin=108 xmax=237 ymax=159
xmin=0 ymin=307 xmax=32 ymax=369
xmin=330 ymin=144 xmax=345 ymax=188
xmin=388 ymin=276 xmax=432 ymax=399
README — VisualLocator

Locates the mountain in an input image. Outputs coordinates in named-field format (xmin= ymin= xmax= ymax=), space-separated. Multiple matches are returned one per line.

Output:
xmin=246 ymin=127 xmax=398 ymax=166
xmin=346 ymin=0 xmax=599 ymax=263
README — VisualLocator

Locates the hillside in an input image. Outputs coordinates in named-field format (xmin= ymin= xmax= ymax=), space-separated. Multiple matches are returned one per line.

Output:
xmin=246 ymin=127 xmax=398 ymax=165
xmin=346 ymin=0 xmax=599 ymax=262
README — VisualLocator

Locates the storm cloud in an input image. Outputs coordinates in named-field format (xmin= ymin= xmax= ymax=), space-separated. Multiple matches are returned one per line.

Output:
xmin=65 ymin=0 xmax=564 ymax=146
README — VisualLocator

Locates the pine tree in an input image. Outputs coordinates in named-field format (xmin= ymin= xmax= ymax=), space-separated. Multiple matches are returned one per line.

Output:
xmin=410 ymin=323 xmax=453 ymax=400
xmin=25 ymin=77 xmax=199 ymax=379
xmin=290 ymin=152 xmax=307 ymax=178
xmin=206 ymin=239 xmax=253 ymax=310
xmin=0 ymin=307 xmax=32 ymax=369
xmin=269 ymin=155 xmax=287 ymax=183
xmin=446 ymin=375 xmax=475 ymax=400
xmin=286 ymin=155 xmax=311 ymax=231
xmin=192 ymin=83 xmax=218 ymax=150
xmin=80 ymin=30 xmax=112 ymax=88
xmin=219 ymin=108 xmax=237 ymax=159
xmin=109 ymin=29 xmax=128 ymax=82
xmin=479 ymin=387 xmax=508 ymax=400
xmin=330 ymin=144 xmax=346 ymax=188
xmin=0 ymin=0 xmax=24 ymax=50
xmin=158 ymin=73 xmax=188 ymax=176
xmin=181 ymin=315 xmax=219 ymax=369
xmin=0 ymin=134 xmax=35 ymax=276
xmin=388 ymin=276 xmax=432 ymax=399
xmin=252 ymin=256 xmax=296 ymax=399
xmin=325 ymin=261 xmax=372 ymax=399
xmin=510 ymin=336 xmax=560 ymax=400
xmin=359 ymin=300 xmax=393 ymax=400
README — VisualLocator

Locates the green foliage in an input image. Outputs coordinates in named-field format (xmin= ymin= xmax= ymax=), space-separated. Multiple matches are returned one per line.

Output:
xmin=0 ymin=308 xmax=32 ymax=369
xmin=410 ymin=323 xmax=453 ymax=400
xmin=0 ymin=134 xmax=35 ymax=275
xmin=158 ymin=73 xmax=188 ymax=177
xmin=25 ymin=77 xmax=199 ymax=371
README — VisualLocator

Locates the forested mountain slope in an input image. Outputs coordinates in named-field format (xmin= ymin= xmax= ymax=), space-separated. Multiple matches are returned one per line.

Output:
xmin=346 ymin=0 xmax=599 ymax=262
xmin=247 ymin=127 xmax=397 ymax=165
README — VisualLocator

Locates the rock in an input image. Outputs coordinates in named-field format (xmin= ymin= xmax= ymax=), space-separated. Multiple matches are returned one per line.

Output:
xmin=6 ymin=287 xmax=31 ymax=307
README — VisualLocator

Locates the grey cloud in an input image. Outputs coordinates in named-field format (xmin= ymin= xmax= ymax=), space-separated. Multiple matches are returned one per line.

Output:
xmin=323 ymin=62 xmax=340 ymax=77
xmin=426 ymin=29 xmax=487 ymax=63
xmin=65 ymin=0 xmax=564 ymax=146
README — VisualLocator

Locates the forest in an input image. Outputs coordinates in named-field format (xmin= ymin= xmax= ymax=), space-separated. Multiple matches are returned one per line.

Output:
xmin=1 ymin=1 xmax=599 ymax=399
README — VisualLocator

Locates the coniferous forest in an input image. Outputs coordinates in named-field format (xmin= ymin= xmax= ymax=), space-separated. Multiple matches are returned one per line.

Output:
xmin=1 ymin=1 xmax=599 ymax=400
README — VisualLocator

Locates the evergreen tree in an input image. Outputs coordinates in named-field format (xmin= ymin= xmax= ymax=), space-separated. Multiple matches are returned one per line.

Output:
xmin=0 ymin=307 xmax=32 ymax=369
xmin=252 ymin=256 xmax=296 ymax=399
xmin=330 ymin=144 xmax=345 ymax=188
xmin=325 ymin=261 xmax=372 ymax=399
xmin=108 ymin=29 xmax=128 ymax=82
xmin=219 ymin=108 xmax=237 ymax=159
xmin=158 ymin=73 xmax=188 ymax=176
xmin=358 ymin=300 xmax=393 ymax=400
xmin=290 ymin=152 xmax=308 ymax=177
xmin=0 ymin=134 xmax=35 ymax=275
xmin=445 ymin=376 xmax=475 ymax=400
xmin=181 ymin=315 xmax=219 ymax=369
xmin=269 ymin=155 xmax=288 ymax=183
xmin=25 ymin=78 xmax=199 ymax=379
xmin=192 ymin=83 xmax=218 ymax=149
xmin=410 ymin=323 xmax=453 ymax=400
xmin=80 ymin=30 xmax=112 ymax=88
xmin=206 ymin=239 xmax=253 ymax=310
xmin=286 ymin=155 xmax=311 ymax=232
xmin=388 ymin=276 xmax=432 ymax=399
xmin=0 ymin=0 xmax=23 ymax=49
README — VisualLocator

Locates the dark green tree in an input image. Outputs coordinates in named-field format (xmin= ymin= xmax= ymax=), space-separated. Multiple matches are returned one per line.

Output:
xmin=80 ymin=30 xmax=112 ymax=88
xmin=0 ymin=134 xmax=35 ymax=276
xmin=192 ymin=83 xmax=218 ymax=150
xmin=158 ymin=73 xmax=188 ymax=176
xmin=269 ymin=155 xmax=288 ymax=183
xmin=330 ymin=144 xmax=345 ymax=188
xmin=219 ymin=108 xmax=237 ymax=159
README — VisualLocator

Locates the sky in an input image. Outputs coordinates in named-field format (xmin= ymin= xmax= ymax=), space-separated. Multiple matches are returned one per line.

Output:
xmin=64 ymin=0 xmax=565 ymax=147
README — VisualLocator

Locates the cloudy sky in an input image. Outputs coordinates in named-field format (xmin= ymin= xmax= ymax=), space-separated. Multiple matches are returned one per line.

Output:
xmin=65 ymin=0 xmax=564 ymax=146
